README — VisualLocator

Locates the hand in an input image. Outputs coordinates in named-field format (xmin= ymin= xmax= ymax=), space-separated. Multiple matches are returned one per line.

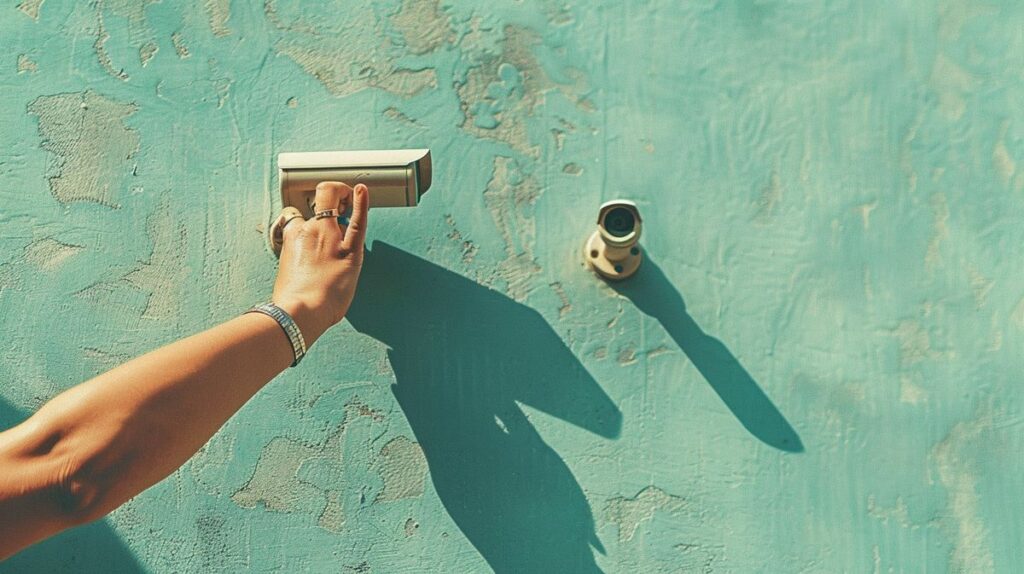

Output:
xmin=271 ymin=181 xmax=369 ymax=345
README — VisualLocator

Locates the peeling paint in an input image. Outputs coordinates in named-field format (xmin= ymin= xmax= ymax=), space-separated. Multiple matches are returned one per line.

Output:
xmin=139 ymin=41 xmax=158 ymax=66
xmin=482 ymin=156 xmax=541 ymax=301
xmin=267 ymin=1 xmax=437 ymax=98
xmin=28 ymin=90 xmax=139 ymax=207
xmin=403 ymin=518 xmax=419 ymax=537
xmin=17 ymin=54 xmax=37 ymax=74
xmin=203 ymin=0 xmax=231 ymax=37
xmin=22 ymin=237 xmax=83 ymax=271
xmin=390 ymin=0 xmax=453 ymax=55
xmin=231 ymin=399 xmax=385 ymax=532
xmin=373 ymin=436 xmax=427 ymax=502
xmin=231 ymin=436 xmax=322 ymax=513
xmin=4 ymin=2 xmax=1023 ymax=571
xmin=123 ymin=196 xmax=189 ymax=321
xmin=171 ymin=31 xmax=191 ymax=58
xmin=604 ymin=486 xmax=687 ymax=543
xmin=17 ymin=0 xmax=44 ymax=20
xmin=318 ymin=489 xmax=345 ymax=533
xmin=456 ymin=25 xmax=587 ymax=156
xmin=95 ymin=14 xmax=128 ymax=81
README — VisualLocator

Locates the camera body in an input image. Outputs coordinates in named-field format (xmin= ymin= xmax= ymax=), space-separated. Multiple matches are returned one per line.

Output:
xmin=585 ymin=200 xmax=643 ymax=280
xmin=269 ymin=149 xmax=432 ymax=256
xmin=278 ymin=149 xmax=432 ymax=217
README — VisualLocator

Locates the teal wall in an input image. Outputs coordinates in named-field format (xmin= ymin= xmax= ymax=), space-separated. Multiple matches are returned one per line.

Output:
xmin=2 ymin=1 xmax=1022 ymax=572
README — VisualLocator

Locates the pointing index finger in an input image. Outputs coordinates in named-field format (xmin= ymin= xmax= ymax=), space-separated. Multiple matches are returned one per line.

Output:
xmin=341 ymin=183 xmax=369 ymax=253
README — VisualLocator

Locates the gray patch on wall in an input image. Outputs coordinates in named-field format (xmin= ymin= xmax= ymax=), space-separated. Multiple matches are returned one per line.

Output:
xmin=28 ymin=90 xmax=139 ymax=207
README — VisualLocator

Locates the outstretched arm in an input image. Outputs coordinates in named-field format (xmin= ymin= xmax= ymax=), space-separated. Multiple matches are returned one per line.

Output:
xmin=0 ymin=182 xmax=368 ymax=560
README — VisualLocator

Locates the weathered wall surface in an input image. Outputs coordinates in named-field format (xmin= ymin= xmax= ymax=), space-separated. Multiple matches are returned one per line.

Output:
xmin=2 ymin=0 xmax=1022 ymax=572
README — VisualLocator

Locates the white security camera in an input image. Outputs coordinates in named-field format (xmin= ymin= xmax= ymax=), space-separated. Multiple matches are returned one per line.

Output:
xmin=279 ymin=148 xmax=432 ymax=217
xmin=269 ymin=149 xmax=432 ymax=256
xmin=585 ymin=199 xmax=643 ymax=280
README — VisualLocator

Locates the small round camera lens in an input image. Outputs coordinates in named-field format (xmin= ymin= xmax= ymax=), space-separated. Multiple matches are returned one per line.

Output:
xmin=604 ymin=207 xmax=636 ymax=237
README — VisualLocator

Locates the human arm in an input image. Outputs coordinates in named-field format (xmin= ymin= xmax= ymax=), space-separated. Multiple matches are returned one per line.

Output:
xmin=0 ymin=182 xmax=368 ymax=560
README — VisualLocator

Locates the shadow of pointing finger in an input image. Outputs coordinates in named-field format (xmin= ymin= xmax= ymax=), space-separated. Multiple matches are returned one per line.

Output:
xmin=347 ymin=242 xmax=622 ymax=574
xmin=610 ymin=258 xmax=803 ymax=452
xmin=0 ymin=398 xmax=144 ymax=573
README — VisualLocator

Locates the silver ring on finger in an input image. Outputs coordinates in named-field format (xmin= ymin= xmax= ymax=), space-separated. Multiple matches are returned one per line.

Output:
xmin=314 ymin=208 xmax=340 ymax=220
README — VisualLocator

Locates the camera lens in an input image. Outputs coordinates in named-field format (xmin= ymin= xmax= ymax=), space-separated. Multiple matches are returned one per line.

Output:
xmin=603 ymin=207 xmax=636 ymax=237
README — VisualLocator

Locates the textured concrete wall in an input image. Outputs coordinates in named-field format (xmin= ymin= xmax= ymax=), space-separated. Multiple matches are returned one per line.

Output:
xmin=2 ymin=1 xmax=1022 ymax=572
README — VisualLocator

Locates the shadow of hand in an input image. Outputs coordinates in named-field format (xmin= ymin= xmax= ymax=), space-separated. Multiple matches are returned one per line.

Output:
xmin=347 ymin=242 xmax=622 ymax=574
xmin=610 ymin=258 xmax=803 ymax=452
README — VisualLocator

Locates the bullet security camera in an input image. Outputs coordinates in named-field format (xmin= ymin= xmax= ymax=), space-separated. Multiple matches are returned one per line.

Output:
xmin=269 ymin=148 xmax=432 ymax=256
xmin=279 ymin=148 xmax=432 ymax=217
xmin=585 ymin=200 xmax=643 ymax=280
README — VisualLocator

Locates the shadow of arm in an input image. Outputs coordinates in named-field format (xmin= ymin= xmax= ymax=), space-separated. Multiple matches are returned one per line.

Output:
xmin=613 ymin=260 xmax=803 ymax=452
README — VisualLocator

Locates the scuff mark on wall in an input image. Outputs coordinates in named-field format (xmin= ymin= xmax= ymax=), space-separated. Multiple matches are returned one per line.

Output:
xmin=22 ymin=237 xmax=83 ymax=271
xmin=28 ymin=90 xmax=139 ymax=207
xmin=373 ymin=436 xmax=427 ymax=502
xmin=604 ymin=486 xmax=687 ymax=543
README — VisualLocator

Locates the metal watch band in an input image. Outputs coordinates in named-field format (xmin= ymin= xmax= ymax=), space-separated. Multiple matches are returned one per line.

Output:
xmin=245 ymin=302 xmax=307 ymax=367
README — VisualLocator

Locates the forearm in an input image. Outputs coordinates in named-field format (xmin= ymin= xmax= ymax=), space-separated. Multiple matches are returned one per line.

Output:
xmin=18 ymin=305 xmax=321 ymax=522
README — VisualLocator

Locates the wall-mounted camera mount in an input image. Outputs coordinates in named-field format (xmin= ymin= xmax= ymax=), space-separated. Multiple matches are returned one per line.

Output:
xmin=585 ymin=199 xmax=643 ymax=281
